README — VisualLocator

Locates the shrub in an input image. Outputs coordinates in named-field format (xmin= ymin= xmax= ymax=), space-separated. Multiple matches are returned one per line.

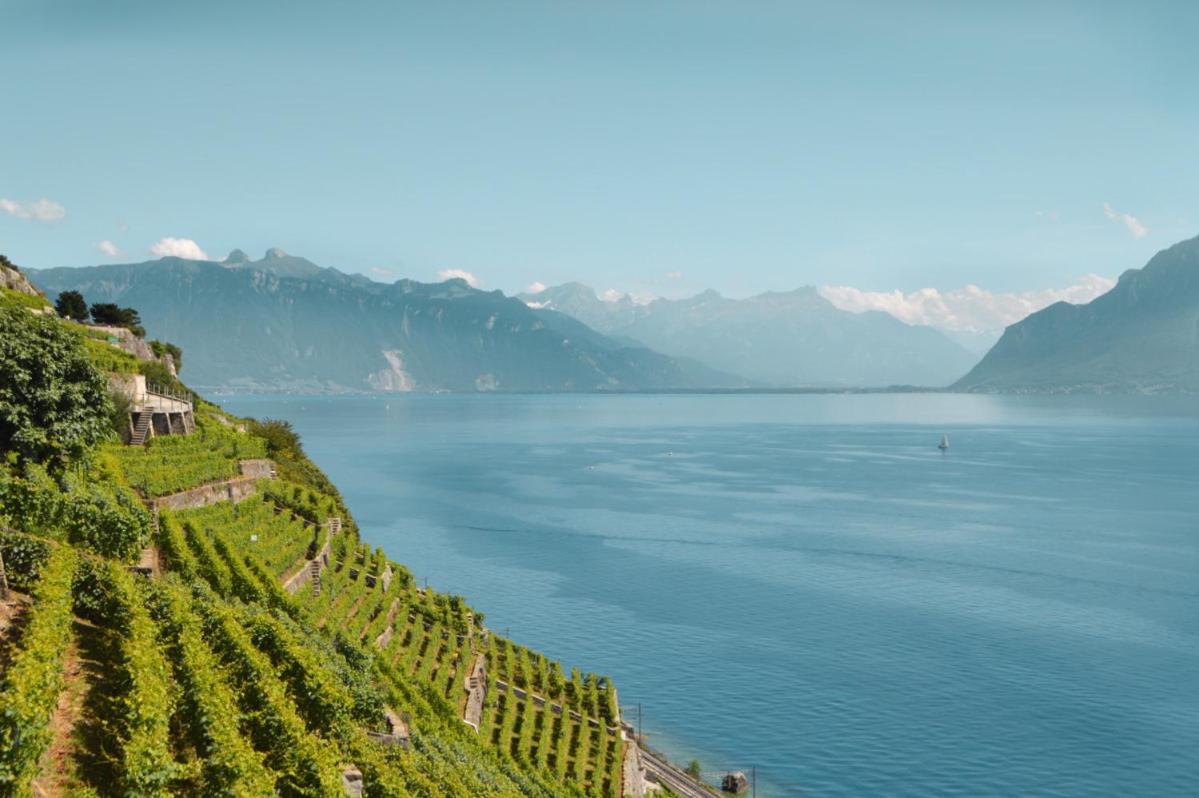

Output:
xmin=0 ymin=306 xmax=113 ymax=467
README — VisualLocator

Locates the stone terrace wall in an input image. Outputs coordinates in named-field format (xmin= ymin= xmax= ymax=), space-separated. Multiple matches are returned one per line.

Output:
xmin=154 ymin=476 xmax=257 ymax=511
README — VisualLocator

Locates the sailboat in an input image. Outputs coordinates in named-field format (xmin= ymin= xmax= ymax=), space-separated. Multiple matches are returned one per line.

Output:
xmin=938 ymin=433 xmax=950 ymax=452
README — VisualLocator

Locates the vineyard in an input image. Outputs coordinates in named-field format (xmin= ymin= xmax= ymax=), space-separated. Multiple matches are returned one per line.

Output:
xmin=109 ymin=417 xmax=267 ymax=497
xmin=0 ymin=301 xmax=653 ymax=797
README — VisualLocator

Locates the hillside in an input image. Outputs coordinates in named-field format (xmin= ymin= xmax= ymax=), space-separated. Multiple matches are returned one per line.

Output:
xmin=0 ymin=269 xmax=675 ymax=797
xmin=28 ymin=253 xmax=739 ymax=394
xmin=520 ymin=283 xmax=977 ymax=388
xmin=955 ymin=234 xmax=1199 ymax=393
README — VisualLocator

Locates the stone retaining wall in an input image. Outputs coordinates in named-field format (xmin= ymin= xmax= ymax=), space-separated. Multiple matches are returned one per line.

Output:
xmin=154 ymin=476 xmax=257 ymax=511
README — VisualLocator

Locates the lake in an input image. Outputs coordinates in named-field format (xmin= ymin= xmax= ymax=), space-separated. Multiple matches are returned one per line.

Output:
xmin=220 ymin=393 xmax=1199 ymax=797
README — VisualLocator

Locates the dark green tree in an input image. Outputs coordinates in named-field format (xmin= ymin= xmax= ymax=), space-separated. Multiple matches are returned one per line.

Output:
xmin=685 ymin=760 xmax=703 ymax=781
xmin=0 ymin=254 xmax=17 ymax=272
xmin=54 ymin=290 xmax=89 ymax=322
xmin=0 ymin=306 xmax=113 ymax=466
xmin=89 ymin=303 xmax=145 ymax=337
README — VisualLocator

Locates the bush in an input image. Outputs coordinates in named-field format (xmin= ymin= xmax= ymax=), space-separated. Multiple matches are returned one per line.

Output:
xmin=0 ymin=306 xmax=113 ymax=467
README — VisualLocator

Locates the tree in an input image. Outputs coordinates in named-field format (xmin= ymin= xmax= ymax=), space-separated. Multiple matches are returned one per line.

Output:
xmin=685 ymin=760 xmax=703 ymax=781
xmin=0 ymin=254 xmax=17 ymax=272
xmin=89 ymin=302 xmax=145 ymax=337
xmin=0 ymin=306 xmax=113 ymax=467
xmin=248 ymin=418 xmax=303 ymax=458
xmin=54 ymin=290 xmax=89 ymax=322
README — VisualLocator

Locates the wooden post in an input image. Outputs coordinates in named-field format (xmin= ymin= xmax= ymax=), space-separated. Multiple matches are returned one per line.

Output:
xmin=0 ymin=548 xmax=9 ymax=598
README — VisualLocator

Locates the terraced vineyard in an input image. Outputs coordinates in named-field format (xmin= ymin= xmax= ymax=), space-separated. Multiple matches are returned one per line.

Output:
xmin=0 ymin=299 xmax=650 ymax=796
xmin=108 ymin=419 xmax=267 ymax=497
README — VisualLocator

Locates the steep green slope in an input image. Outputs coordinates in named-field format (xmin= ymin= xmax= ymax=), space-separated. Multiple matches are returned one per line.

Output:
xmin=0 ymin=292 xmax=640 ymax=796
xmin=955 ymin=234 xmax=1199 ymax=393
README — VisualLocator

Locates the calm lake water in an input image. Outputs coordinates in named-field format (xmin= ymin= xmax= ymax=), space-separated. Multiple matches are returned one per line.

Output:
xmin=220 ymin=393 xmax=1199 ymax=797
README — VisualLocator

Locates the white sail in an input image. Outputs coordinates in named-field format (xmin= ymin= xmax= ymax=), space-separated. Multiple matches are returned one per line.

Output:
xmin=938 ymin=433 xmax=950 ymax=450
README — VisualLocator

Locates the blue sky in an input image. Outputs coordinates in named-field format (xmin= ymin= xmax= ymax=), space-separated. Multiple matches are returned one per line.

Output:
xmin=2 ymin=0 xmax=1196 ymax=305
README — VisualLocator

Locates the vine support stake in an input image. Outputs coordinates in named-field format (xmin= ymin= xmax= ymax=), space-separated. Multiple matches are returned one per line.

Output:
xmin=0 ymin=548 xmax=8 ymax=598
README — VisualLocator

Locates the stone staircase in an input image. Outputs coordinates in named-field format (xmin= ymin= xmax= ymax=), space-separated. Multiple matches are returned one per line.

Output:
xmin=130 ymin=412 xmax=153 ymax=446
xmin=309 ymin=560 xmax=322 ymax=597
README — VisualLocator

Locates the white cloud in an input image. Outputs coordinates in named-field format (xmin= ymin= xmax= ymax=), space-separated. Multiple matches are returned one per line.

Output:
xmin=149 ymin=237 xmax=209 ymax=260
xmin=97 ymin=240 xmax=122 ymax=258
xmin=370 ymin=266 xmax=396 ymax=280
xmin=664 ymin=270 xmax=683 ymax=280
xmin=1103 ymin=202 xmax=1148 ymax=238
xmin=525 ymin=281 xmax=547 ymax=294
xmin=600 ymin=288 xmax=624 ymax=303
xmin=0 ymin=197 xmax=66 ymax=222
xmin=436 ymin=268 xmax=481 ymax=287
xmin=819 ymin=274 xmax=1117 ymax=334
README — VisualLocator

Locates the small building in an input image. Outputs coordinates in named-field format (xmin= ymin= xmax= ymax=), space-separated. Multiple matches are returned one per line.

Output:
xmin=722 ymin=771 xmax=750 ymax=794
xmin=110 ymin=373 xmax=195 ymax=444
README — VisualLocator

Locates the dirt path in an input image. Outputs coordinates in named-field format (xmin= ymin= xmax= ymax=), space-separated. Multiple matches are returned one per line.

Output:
xmin=30 ymin=630 xmax=89 ymax=797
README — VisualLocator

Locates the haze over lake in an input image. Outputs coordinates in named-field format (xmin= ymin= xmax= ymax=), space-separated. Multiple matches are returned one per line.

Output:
xmin=222 ymin=393 xmax=1199 ymax=797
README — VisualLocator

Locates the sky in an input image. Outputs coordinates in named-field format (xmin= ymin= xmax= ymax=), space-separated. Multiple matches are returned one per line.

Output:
xmin=2 ymin=0 xmax=1197 ymax=329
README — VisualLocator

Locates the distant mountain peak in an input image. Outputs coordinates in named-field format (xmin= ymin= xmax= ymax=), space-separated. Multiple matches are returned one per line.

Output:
xmin=264 ymin=247 xmax=288 ymax=260
xmin=224 ymin=248 xmax=250 ymax=265
xmin=955 ymin=233 xmax=1199 ymax=393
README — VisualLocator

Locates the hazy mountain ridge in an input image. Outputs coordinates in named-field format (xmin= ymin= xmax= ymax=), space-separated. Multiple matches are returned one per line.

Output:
xmin=28 ymin=252 xmax=740 ymax=393
xmin=520 ymin=283 xmax=978 ymax=387
xmin=955 ymin=234 xmax=1199 ymax=393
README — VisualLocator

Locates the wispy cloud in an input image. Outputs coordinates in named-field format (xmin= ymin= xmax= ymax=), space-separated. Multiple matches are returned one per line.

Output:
xmin=0 ymin=197 xmax=66 ymax=222
xmin=436 ymin=268 xmax=481 ymax=288
xmin=97 ymin=240 xmax=122 ymax=258
xmin=1103 ymin=202 xmax=1148 ymax=238
xmin=150 ymin=237 xmax=209 ymax=260
xmin=820 ymin=274 xmax=1116 ymax=334
xmin=525 ymin=281 xmax=547 ymax=294
xmin=369 ymin=266 xmax=396 ymax=280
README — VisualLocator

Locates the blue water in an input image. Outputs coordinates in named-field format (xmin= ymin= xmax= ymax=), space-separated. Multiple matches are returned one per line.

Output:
xmin=220 ymin=393 xmax=1199 ymax=797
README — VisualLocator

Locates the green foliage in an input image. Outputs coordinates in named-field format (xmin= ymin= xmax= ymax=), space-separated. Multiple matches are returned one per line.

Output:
xmin=146 ymin=580 xmax=276 ymax=796
xmin=109 ymin=422 xmax=266 ymax=497
xmin=81 ymin=335 xmax=141 ymax=374
xmin=55 ymin=289 xmax=89 ymax=322
xmin=0 ymin=288 xmax=50 ymax=311
xmin=0 ymin=529 xmax=53 ymax=592
xmin=194 ymin=588 xmax=346 ymax=796
xmin=246 ymin=418 xmax=301 ymax=460
xmin=138 ymin=358 xmax=186 ymax=395
xmin=89 ymin=302 xmax=145 ymax=337
xmin=0 ymin=463 xmax=150 ymax=559
xmin=0 ymin=546 xmax=76 ymax=794
xmin=148 ymin=339 xmax=183 ymax=371
xmin=0 ymin=306 xmax=113 ymax=466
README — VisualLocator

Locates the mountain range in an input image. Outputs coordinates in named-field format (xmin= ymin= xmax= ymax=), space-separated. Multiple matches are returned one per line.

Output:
xmin=955 ymin=234 xmax=1199 ymax=393
xmin=28 ymin=251 xmax=736 ymax=393
xmin=520 ymin=283 xmax=978 ymax=388
xmin=28 ymin=233 xmax=1199 ymax=394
